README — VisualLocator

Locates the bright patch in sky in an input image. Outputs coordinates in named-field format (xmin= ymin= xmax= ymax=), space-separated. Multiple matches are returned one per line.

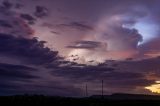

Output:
xmin=145 ymin=81 xmax=160 ymax=94
xmin=134 ymin=21 xmax=159 ymax=45
xmin=122 ymin=16 xmax=159 ymax=46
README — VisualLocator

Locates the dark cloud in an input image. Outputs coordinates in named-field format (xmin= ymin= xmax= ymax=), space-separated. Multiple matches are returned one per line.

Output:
xmin=57 ymin=22 xmax=94 ymax=31
xmin=52 ymin=65 xmax=114 ymax=81
xmin=34 ymin=6 xmax=49 ymax=18
xmin=0 ymin=81 xmax=22 ymax=95
xmin=20 ymin=13 xmax=36 ymax=25
xmin=67 ymin=40 xmax=102 ymax=49
xmin=0 ymin=62 xmax=83 ymax=96
xmin=50 ymin=31 xmax=60 ymax=35
xmin=2 ymin=0 xmax=13 ymax=9
xmin=0 ymin=63 xmax=38 ymax=80
xmin=0 ymin=33 xmax=59 ymax=65
xmin=0 ymin=19 xmax=12 ymax=28
xmin=69 ymin=22 xmax=94 ymax=31
xmin=48 ymin=56 xmax=160 ymax=95
xmin=138 ymin=38 xmax=160 ymax=58
xmin=0 ymin=62 xmax=40 ymax=95
xmin=0 ymin=63 xmax=36 ymax=71
xmin=49 ymin=64 xmax=155 ymax=94
xmin=0 ymin=6 xmax=34 ymax=38
xmin=118 ymin=56 xmax=160 ymax=73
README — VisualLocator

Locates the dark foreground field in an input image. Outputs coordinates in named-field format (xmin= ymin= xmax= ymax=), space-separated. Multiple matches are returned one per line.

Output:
xmin=1 ymin=94 xmax=160 ymax=106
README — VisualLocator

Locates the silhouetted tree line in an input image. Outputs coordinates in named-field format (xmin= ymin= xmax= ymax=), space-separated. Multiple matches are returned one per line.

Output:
xmin=0 ymin=94 xmax=160 ymax=106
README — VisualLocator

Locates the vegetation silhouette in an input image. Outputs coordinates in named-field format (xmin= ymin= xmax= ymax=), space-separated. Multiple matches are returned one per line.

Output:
xmin=1 ymin=94 xmax=160 ymax=105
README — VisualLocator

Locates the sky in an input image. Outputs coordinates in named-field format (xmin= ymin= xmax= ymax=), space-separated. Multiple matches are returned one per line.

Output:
xmin=0 ymin=0 xmax=160 ymax=96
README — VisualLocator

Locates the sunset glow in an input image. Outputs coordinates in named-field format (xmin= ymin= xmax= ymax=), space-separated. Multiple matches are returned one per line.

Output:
xmin=145 ymin=81 xmax=160 ymax=94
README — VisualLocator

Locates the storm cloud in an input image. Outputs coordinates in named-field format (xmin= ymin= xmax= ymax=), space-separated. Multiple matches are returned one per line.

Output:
xmin=0 ymin=33 xmax=59 ymax=65
xmin=0 ymin=0 xmax=160 ymax=96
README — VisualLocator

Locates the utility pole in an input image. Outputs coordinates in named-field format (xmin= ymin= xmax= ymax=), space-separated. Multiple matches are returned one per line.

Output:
xmin=102 ymin=80 xmax=104 ymax=98
xmin=86 ymin=84 xmax=88 ymax=97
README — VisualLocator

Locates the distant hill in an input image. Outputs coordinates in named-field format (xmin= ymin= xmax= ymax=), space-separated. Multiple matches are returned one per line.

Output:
xmin=91 ymin=93 xmax=160 ymax=100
